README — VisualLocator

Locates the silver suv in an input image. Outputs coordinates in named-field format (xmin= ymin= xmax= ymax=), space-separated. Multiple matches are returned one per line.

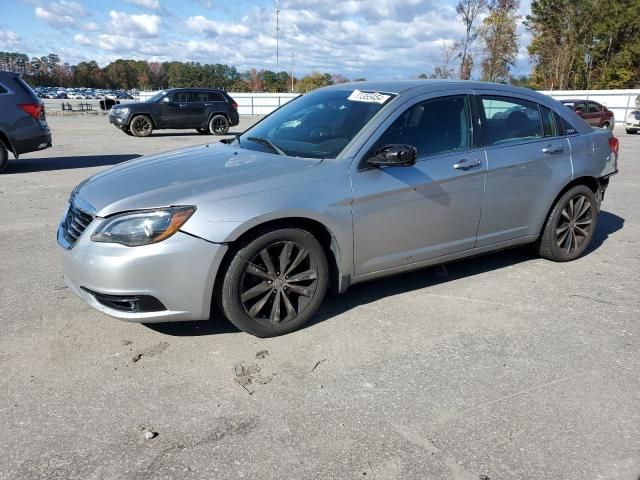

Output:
xmin=58 ymin=81 xmax=618 ymax=337
xmin=0 ymin=71 xmax=52 ymax=172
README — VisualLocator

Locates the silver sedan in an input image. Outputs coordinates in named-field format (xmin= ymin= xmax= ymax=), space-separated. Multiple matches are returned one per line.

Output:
xmin=58 ymin=81 xmax=619 ymax=337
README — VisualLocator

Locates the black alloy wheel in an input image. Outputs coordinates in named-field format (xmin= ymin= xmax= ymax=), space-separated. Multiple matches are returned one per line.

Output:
xmin=130 ymin=115 xmax=153 ymax=137
xmin=220 ymin=228 xmax=328 ymax=337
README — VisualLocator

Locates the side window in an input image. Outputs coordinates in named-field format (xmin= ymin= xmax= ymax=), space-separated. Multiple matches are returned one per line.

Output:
xmin=190 ymin=92 xmax=209 ymax=102
xmin=574 ymin=102 xmax=587 ymax=114
xmin=555 ymin=112 xmax=577 ymax=135
xmin=587 ymin=102 xmax=601 ymax=113
xmin=0 ymin=84 xmax=7 ymax=94
xmin=541 ymin=106 xmax=556 ymax=137
xmin=171 ymin=91 xmax=189 ymax=103
xmin=207 ymin=92 xmax=224 ymax=102
xmin=481 ymin=96 xmax=543 ymax=145
xmin=377 ymin=95 xmax=471 ymax=158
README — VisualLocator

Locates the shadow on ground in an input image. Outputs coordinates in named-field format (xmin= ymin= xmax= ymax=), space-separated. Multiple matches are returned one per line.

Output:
xmin=4 ymin=154 xmax=141 ymax=173
xmin=148 ymin=210 xmax=624 ymax=337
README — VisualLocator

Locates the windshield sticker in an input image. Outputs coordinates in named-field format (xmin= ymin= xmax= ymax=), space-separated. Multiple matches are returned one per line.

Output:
xmin=348 ymin=89 xmax=391 ymax=104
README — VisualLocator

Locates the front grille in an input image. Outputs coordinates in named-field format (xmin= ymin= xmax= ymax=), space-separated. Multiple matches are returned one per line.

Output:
xmin=62 ymin=203 xmax=94 ymax=247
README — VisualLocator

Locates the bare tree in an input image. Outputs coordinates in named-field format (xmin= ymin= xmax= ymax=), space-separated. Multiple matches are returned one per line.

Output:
xmin=430 ymin=41 xmax=461 ymax=79
xmin=456 ymin=0 xmax=487 ymax=79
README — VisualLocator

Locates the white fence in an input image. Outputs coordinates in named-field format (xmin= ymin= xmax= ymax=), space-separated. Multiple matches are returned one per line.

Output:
xmin=64 ymin=89 xmax=640 ymax=122
xmin=542 ymin=89 xmax=640 ymax=125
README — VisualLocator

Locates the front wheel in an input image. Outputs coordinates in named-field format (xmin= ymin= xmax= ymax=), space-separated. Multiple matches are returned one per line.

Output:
xmin=219 ymin=228 xmax=329 ymax=337
xmin=627 ymin=129 xmax=637 ymax=135
xmin=209 ymin=115 xmax=230 ymax=135
xmin=536 ymin=185 xmax=598 ymax=262
xmin=130 ymin=115 xmax=153 ymax=137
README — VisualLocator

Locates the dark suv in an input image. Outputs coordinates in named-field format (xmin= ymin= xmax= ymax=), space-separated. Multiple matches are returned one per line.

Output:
xmin=0 ymin=71 xmax=52 ymax=173
xmin=109 ymin=88 xmax=240 ymax=137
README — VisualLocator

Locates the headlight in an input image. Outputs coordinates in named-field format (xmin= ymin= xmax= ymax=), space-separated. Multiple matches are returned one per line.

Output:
xmin=113 ymin=107 xmax=129 ymax=116
xmin=91 ymin=206 xmax=196 ymax=247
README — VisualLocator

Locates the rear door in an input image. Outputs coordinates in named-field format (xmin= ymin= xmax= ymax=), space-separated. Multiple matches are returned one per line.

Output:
xmin=185 ymin=91 xmax=209 ymax=127
xmin=584 ymin=101 xmax=603 ymax=127
xmin=474 ymin=92 xmax=573 ymax=246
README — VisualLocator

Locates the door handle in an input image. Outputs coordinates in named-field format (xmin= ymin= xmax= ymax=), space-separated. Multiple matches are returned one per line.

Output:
xmin=453 ymin=159 xmax=481 ymax=170
xmin=542 ymin=144 xmax=564 ymax=154
xmin=179 ymin=103 xmax=187 ymax=107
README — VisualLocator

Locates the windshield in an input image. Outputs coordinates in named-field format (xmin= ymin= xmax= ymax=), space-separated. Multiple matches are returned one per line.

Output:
xmin=239 ymin=88 xmax=395 ymax=159
xmin=146 ymin=91 xmax=167 ymax=103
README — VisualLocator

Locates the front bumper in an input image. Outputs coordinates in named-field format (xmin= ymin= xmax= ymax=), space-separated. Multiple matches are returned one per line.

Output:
xmin=108 ymin=112 xmax=131 ymax=127
xmin=58 ymin=218 xmax=228 ymax=323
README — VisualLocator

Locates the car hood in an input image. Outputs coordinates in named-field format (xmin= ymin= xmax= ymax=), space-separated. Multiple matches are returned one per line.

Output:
xmin=74 ymin=142 xmax=322 ymax=217
xmin=112 ymin=101 xmax=146 ymax=110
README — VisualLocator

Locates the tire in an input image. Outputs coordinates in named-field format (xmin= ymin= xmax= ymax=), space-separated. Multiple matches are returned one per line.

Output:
xmin=627 ymin=129 xmax=637 ymax=135
xmin=122 ymin=126 xmax=134 ymax=136
xmin=219 ymin=228 xmax=329 ymax=337
xmin=535 ymin=185 xmax=599 ymax=262
xmin=130 ymin=115 xmax=153 ymax=137
xmin=209 ymin=115 xmax=230 ymax=135
xmin=196 ymin=127 xmax=210 ymax=135
xmin=601 ymin=122 xmax=610 ymax=131
xmin=0 ymin=141 xmax=8 ymax=173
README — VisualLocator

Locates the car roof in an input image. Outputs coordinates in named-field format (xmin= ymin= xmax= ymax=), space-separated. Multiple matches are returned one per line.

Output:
xmin=0 ymin=71 xmax=19 ymax=79
xmin=560 ymin=98 xmax=599 ymax=104
xmin=323 ymin=80 xmax=555 ymax=101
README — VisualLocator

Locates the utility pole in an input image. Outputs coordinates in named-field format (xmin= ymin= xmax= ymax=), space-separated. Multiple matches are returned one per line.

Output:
xmin=275 ymin=0 xmax=280 ymax=75
xmin=290 ymin=51 xmax=294 ymax=93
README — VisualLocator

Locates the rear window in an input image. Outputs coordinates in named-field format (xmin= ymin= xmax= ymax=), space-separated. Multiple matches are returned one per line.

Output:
xmin=15 ymin=77 xmax=39 ymax=101
xmin=480 ymin=96 xmax=543 ymax=146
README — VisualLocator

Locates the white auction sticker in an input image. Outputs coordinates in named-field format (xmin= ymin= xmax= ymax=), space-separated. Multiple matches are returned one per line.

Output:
xmin=347 ymin=89 xmax=391 ymax=104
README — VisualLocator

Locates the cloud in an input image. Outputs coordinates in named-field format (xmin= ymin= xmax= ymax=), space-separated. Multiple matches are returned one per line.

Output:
xmin=34 ymin=1 xmax=92 ymax=30
xmin=74 ymin=33 xmax=92 ymax=46
xmin=108 ymin=10 xmax=161 ymax=38
xmin=0 ymin=30 xmax=21 ymax=50
xmin=125 ymin=0 xmax=161 ymax=10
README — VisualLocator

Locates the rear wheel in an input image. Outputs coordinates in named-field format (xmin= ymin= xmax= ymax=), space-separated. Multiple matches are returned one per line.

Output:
xmin=601 ymin=121 xmax=611 ymax=131
xmin=209 ymin=115 xmax=230 ymax=135
xmin=219 ymin=228 xmax=329 ymax=337
xmin=0 ymin=141 xmax=8 ymax=173
xmin=536 ymin=185 xmax=598 ymax=262
xmin=130 ymin=115 xmax=153 ymax=137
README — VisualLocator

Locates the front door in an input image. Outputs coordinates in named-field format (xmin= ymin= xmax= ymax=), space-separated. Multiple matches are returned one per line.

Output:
xmin=351 ymin=93 xmax=486 ymax=276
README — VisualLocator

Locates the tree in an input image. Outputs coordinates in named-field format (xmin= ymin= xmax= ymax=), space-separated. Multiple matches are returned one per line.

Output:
xmin=456 ymin=0 xmax=487 ymax=79
xmin=429 ymin=41 xmax=459 ymax=79
xmin=479 ymin=0 xmax=520 ymax=83
xmin=294 ymin=72 xmax=333 ymax=92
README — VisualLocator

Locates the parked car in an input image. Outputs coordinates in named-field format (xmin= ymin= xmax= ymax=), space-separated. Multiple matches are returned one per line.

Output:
xmin=108 ymin=88 xmax=239 ymax=137
xmin=58 ymin=81 xmax=618 ymax=337
xmin=560 ymin=99 xmax=615 ymax=130
xmin=0 ymin=71 xmax=52 ymax=173
xmin=625 ymin=95 xmax=640 ymax=134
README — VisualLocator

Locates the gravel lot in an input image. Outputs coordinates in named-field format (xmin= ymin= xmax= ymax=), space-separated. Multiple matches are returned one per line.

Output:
xmin=1 ymin=115 xmax=639 ymax=480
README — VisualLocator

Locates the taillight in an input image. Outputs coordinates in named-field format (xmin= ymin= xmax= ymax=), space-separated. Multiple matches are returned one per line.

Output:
xmin=608 ymin=137 xmax=619 ymax=156
xmin=19 ymin=103 xmax=44 ymax=120
xmin=231 ymin=101 xmax=238 ymax=110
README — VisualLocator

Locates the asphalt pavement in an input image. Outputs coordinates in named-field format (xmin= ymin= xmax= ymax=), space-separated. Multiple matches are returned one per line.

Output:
xmin=1 ymin=115 xmax=638 ymax=479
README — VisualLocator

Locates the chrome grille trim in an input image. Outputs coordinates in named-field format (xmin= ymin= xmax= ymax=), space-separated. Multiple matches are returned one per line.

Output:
xmin=57 ymin=196 xmax=96 ymax=250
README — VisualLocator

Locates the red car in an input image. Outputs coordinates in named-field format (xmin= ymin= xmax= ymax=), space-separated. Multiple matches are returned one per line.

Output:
xmin=560 ymin=99 xmax=615 ymax=130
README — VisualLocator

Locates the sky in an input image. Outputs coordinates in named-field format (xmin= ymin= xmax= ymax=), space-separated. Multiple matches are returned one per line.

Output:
xmin=0 ymin=0 xmax=533 ymax=80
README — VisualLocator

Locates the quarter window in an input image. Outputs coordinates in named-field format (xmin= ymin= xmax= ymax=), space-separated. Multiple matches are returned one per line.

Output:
xmin=377 ymin=95 xmax=472 ymax=158
xmin=207 ymin=92 xmax=224 ymax=102
xmin=481 ymin=96 xmax=543 ymax=145
xmin=0 ymin=84 xmax=7 ymax=94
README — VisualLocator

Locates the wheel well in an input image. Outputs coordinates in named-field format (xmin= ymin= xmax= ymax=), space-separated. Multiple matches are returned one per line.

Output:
xmin=130 ymin=113 xmax=156 ymax=129
xmin=208 ymin=112 xmax=230 ymax=123
xmin=212 ymin=217 xmax=341 ymax=314
xmin=541 ymin=176 xmax=601 ymax=233
xmin=0 ymin=130 xmax=15 ymax=157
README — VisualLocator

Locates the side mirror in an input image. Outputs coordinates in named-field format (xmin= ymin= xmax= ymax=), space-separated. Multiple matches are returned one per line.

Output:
xmin=368 ymin=144 xmax=417 ymax=168
xmin=162 ymin=96 xmax=171 ymax=103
